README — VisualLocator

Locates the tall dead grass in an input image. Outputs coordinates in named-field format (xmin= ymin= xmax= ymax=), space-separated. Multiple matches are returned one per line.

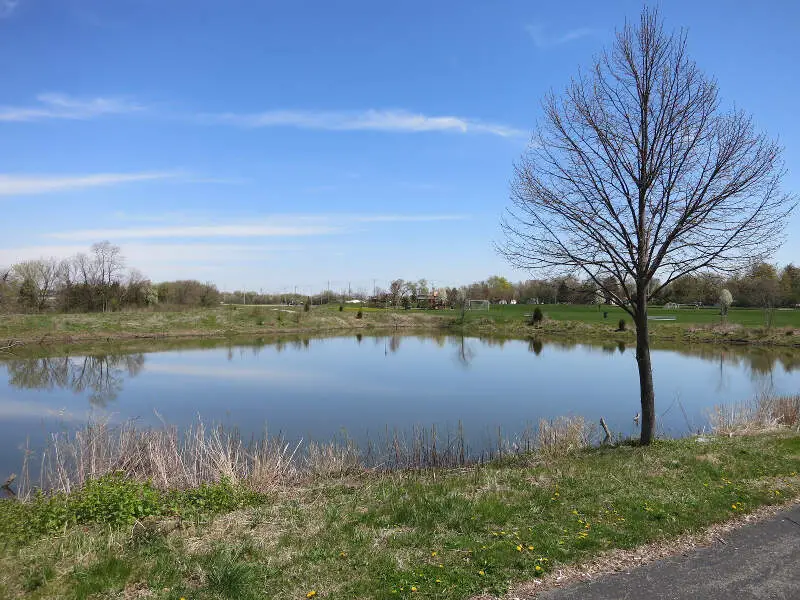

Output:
xmin=536 ymin=416 xmax=596 ymax=457
xmin=709 ymin=392 xmax=800 ymax=435
xmin=19 ymin=419 xmax=301 ymax=498
xmin=21 ymin=397 xmax=794 ymax=499
xmin=17 ymin=415 xmax=603 ymax=498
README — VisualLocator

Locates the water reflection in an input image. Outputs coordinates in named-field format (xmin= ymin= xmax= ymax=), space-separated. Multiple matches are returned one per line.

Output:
xmin=1 ymin=335 xmax=798 ymax=397
xmin=2 ymin=333 xmax=800 ymax=481
xmin=5 ymin=354 xmax=145 ymax=406
xmin=455 ymin=336 xmax=475 ymax=368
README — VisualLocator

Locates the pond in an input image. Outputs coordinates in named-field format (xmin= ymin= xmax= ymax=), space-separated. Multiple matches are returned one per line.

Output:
xmin=1 ymin=334 xmax=799 ymax=478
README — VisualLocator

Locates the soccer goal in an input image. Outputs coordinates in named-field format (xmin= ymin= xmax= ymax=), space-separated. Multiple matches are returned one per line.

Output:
xmin=466 ymin=299 xmax=490 ymax=311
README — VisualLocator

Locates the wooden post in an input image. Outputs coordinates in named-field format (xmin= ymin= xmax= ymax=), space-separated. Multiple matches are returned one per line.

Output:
xmin=600 ymin=417 xmax=612 ymax=444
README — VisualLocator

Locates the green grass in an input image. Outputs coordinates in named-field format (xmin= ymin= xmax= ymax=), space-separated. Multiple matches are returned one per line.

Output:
xmin=446 ymin=302 xmax=800 ymax=328
xmin=2 ymin=302 xmax=800 ymax=349
xmin=1 ymin=433 xmax=798 ymax=599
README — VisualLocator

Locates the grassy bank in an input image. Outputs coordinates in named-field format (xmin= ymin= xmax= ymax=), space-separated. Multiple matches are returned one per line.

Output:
xmin=1 ymin=432 xmax=798 ymax=599
xmin=3 ymin=303 xmax=800 ymax=348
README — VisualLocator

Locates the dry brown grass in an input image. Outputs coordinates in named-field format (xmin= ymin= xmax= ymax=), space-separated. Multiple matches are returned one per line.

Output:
xmin=19 ymin=418 xmax=303 ymax=497
xmin=709 ymin=392 xmax=800 ymax=435
xmin=536 ymin=416 xmax=596 ymax=458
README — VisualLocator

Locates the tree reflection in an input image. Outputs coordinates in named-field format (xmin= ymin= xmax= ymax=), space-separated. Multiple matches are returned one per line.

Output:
xmin=4 ymin=353 xmax=145 ymax=407
xmin=455 ymin=336 xmax=475 ymax=368
xmin=528 ymin=339 xmax=543 ymax=355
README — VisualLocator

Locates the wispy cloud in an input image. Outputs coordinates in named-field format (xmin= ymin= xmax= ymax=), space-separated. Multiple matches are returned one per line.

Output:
xmin=48 ymin=224 xmax=342 ymax=241
xmin=525 ymin=24 xmax=598 ymax=48
xmin=200 ymin=109 xmax=524 ymax=138
xmin=0 ymin=243 xmax=305 ymax=266
xmin=0 ymin=0 xmax=19 ymax=18
xmin=0 ymin=92 xmax=521 ymax=137
xmin=353 ymin=214 xmax=468 ymax=223
xmin=45 ymin=214 xmax=469 ymax=241
xmin=0 ymin=171 xmax=179 ymax=196
xmin=0 ymin=93 xmax=144 ymax=122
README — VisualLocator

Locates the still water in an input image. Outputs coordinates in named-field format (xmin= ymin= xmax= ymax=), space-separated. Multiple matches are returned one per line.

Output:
xmin=1 ymin=334 xmax=799 ymax=477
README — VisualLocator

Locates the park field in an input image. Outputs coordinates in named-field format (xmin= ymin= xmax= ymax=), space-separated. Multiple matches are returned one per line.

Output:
xmin=1 ymin=303 xmax=799 ymax=348
xmin=0 ymin=431 xmax=798 ymax=599
xmin=454 ymin=302 xmax=800 ymax=328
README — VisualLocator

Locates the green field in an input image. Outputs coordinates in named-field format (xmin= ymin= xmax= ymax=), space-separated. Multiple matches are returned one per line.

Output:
xmin=447 ymin=303 xmax=800 ymax=328
xmin=1 ymin=433 xmax=797 ymax=599
xmin=2 ymin=302 xmax=799 ymax=349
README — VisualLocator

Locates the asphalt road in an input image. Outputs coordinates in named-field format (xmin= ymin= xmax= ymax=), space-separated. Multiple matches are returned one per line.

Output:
xmin=538 ymin=506 xmax=800 ymax=600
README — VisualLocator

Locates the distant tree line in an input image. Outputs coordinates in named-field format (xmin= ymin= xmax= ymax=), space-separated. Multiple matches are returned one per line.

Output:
xmin=0 ymin=241 xmax=221 ymax=313
xmin=462 ymin=263 xmax=800 ymax=309
xmin=1 ymin=244 xmax=796 ymax=314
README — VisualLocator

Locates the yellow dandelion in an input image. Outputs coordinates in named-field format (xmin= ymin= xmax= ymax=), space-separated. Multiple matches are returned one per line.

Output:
xmin=431 ymin=551 xmax=437 ymax=557
xmin=479 ymin=570 xmax=485 ymax=576
xmin=535 ymin=565 xmax=543 ymax=572
xmin=306 ymin=592 xmax=317 ymax=599
xmin=411 ymin=587 xmax=418 ymax=592
xmin=439 ymin=564 xmax=444 ymax=568
xmin=528 ymin=545 xmax=534 ymax=550
xmin=436 ymin=579 xmax=441 ymax=583
xmin=516 ymin=545 xmax=523 ymax=551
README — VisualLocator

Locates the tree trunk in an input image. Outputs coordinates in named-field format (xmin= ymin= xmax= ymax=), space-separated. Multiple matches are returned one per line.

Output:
xmin=634 ymin=298 xmax=656 ymax=445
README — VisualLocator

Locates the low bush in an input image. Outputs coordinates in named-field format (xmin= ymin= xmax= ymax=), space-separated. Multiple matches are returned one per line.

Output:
xmin=618 ymin=318 xmax=626 ymax=331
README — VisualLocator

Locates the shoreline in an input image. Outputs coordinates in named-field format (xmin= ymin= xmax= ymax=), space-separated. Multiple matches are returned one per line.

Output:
xmin=1 ymin=431 xmax=798 ymax=599
xmin=2 ymin=306 xmax=800 ymax=350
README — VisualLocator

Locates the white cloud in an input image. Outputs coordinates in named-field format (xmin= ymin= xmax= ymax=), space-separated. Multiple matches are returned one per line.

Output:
xmin=0 ymin=93 xmax=144 ymax=122
xmin=525 ymin=24 xmax=598 ymax=48
xmin=0 ymin=0 xmax=19 ymax=18
xmin=46 ymin=214 xmax=468 ymax=241
xmin=0 ymin=243 xmax=304 ymax=268
xmin=201 ymin=108 xmax=524 ymax=138
xmin=0 ymin=92 xmax=521 ymax=137
xmin=48 ymin=224 xmax=341 ymax=241
xmin=353 ymin=214 xmax=468 ymax=223
xmin=0 ymin=171 xmax=179 ymax=196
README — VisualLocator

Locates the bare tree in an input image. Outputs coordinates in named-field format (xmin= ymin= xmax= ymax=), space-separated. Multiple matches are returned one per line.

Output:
xmin=91 ymin=241 xmax=125 ymax=312
xmin=500 ymin=8 xmax=795 ymax=444
xmin=389 ymin=279 xmax=404 ymax=307
xmin=12 ymin=257 xmax=61 ymax=310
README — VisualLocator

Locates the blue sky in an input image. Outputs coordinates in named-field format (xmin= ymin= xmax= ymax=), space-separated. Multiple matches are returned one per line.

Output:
xmin=1 ymin=0 xmax=798 ymax=294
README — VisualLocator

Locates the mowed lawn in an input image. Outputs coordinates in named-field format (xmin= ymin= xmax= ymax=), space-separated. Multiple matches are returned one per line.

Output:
xmin=448 ymin=303 xmax=800 ymax=329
